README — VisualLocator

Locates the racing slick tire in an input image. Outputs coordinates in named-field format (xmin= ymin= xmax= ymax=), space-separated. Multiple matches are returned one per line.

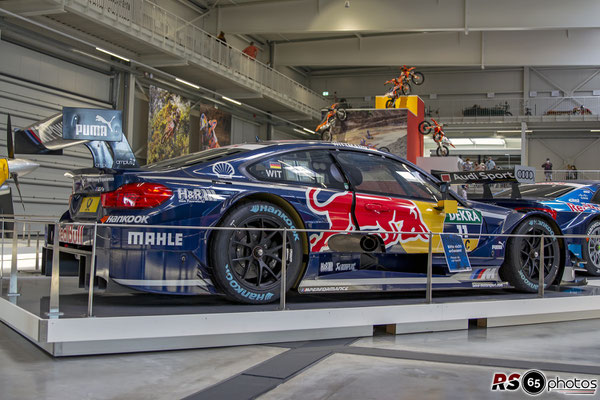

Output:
xmin=500 ymin=217 xmax=561 ymax=292
xmin=336 ymin=108 xmax=347 ymax=121
xmin=436 ymin=145 xmax=449 ymax=157
xmin=210 ymin=201 xmax=304 ymax=304
xmin=411 ymin=72 xmax=425 ymax=85
xmin=583 ymin=220 xmax=600 ymax=276
xmin=418 ymin=121 xmax=432 ymax=135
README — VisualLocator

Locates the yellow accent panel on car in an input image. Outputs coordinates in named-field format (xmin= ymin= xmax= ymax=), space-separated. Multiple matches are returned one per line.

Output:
xmin=0 ymin=159 xmax=8 ymax=186
xmin=400 ymin=200 xmax=445 ymax=254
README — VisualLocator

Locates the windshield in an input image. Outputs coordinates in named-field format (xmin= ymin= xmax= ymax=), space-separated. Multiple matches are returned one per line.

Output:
xmin=494 ymin=184 xmax=575 ymax=199
xmin=142 ymin=147 xmax=249 ymax=170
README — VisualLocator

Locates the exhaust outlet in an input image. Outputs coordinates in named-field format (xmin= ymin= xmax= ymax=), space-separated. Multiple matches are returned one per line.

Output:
xmin=359 ymin=235 xmax=379 ymax=252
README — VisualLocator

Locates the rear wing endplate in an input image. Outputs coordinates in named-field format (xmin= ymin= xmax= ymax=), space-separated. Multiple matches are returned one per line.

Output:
xmin=14 ymin=108 xmax=138 ymax=169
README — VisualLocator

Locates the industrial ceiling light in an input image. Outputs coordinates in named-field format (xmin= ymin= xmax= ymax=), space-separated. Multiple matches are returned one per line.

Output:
xmin=175 ymin=78 xmax=200 ymax=89
xmin=302 ymin=128 xmax=314 ymax=134
xmin=344 ymin=1 xmax=350 ymax=8
xmin=293 ymin=128 xmax=307 ymax=135
xmin=450 ymin=138 xmax=473 ymax=145
xmin=472 ymin=138 xmax=505 ymax=145
xmin=222 ymin=96 xmax=242 ymax=106
xmin=95 ymin=47 xmax=130 ymax=62
xmin=591 ymin=129 xmax=600 ymax=132
xmin=497 ymin=130 xmax=532 ymax=133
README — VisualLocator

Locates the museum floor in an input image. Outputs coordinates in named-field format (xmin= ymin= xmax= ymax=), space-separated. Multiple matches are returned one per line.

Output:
xmin=1 ymin=279 xmax=599 ymax=400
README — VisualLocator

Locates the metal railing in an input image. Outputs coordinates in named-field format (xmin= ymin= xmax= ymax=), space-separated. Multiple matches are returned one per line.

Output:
xmin=0 ymin=215 xmax=593 ymax=320
xmin=424 ymin=96 xmax=600 ymax=119
xmin=535 ymin=169 xmax=600 ymax=182
xmin=60 ymin=0 xmax=327 ymax=117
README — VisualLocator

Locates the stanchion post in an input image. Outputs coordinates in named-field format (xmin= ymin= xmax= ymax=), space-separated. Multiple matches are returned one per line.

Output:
xmin=279 ymin=228 xmax=287 ymax=311
xmin=8 ymin=220 xmax=20 ymax=299
xmin=35 ymin=231 xmax=40 ymax=271
xmin=47 ymin=223 xmax=63 ymax=318
xmin=0 ymin=217 xmax=4 ymax=287
xmin=538 ymin=233 xmax=545 ymax=298
xmin=87 ymin=222 xmax=98 ymax=317
xmin=27 ymin=223 xmax=31 ymax=247
xmin=426 ymin=231 xmax=433 ymax=304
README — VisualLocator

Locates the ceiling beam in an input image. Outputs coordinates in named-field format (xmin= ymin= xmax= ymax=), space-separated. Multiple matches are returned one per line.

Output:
xmin=219 ymin=0 xmax=600 ymax=34
xmin=275 ymin=30 xmax=600 ymax=67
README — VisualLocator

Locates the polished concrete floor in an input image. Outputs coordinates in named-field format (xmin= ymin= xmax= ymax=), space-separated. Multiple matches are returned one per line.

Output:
xmin=1 ymin=317 xmax=599 ymax=399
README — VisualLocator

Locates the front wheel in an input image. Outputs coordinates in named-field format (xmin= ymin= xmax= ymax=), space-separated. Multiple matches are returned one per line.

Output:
xmin=336 ymin=108 xmax=347 ymax=121
xmin=378 ymin=146 xmax=390 ymax=153
xmin=210 ymin=201 xmax=304 ymax=304
xmin=500 ymin=217 xmax=561 ymax=292
xmin=418 ymin=120 xmax=432 ymax=135
xmin=411 ymin=72 xmax=425 ymax=85
xmin=401 ymin=83 xmax=411 ymax=95
xmin=436 ymin=145 xmax=449 ymax=157
xmin=321 ymin=129 xmax=332 ymax=142
xmin=583 ymin=220 xmax=600 ymax=276
xmin=505 ymin=111 xmax=513 ymax=116
xmin=386 ymin=98 xmax=395 ymax=108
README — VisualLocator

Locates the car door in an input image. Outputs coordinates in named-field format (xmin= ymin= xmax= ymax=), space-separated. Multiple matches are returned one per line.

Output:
xmin=246 ymin=149 xmax=354 ymax=253
xmin=335 ymin=151 xmax=447 ymax=254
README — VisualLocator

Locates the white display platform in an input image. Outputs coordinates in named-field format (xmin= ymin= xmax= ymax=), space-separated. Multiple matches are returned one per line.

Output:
xmin=2 ymin=292 xmax=600 ymax=356
xmin=416 ymin=156 xmax=462 ymax=173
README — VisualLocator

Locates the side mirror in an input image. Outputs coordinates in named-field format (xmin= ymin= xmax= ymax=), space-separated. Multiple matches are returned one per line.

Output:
xmin=434 ymin=199 xmax=458 ymax=214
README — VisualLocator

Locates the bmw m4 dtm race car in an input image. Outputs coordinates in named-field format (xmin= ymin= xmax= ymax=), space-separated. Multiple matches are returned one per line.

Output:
xmin=50 ymin=141 xmax=569 ymax=304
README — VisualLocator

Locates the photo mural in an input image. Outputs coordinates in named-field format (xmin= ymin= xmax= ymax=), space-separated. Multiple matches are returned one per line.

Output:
xmin=198 ymin=104 xmax=231 ymax=150
xmin=147 ymin=85 xmax=191 ymax=163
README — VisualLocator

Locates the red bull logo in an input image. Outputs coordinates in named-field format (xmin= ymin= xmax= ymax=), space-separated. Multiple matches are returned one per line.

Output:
xmin=306 ymin=188 xmax=430 ymax=252
xmin=306 ymin=188 xmax=355 ymax=252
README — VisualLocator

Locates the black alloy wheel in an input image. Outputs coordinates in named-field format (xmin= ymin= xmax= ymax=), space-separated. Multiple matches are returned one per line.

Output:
xmin=211 ymin=202 xmax=304 ymax=304
xmin=501 ymin=217 xmax=561 ymax=292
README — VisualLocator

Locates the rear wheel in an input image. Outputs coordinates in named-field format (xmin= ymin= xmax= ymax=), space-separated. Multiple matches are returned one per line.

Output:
xmin=379 ymin=146 xmax=390 ymax=153
xmin=321 ymin=129 xmax=332 ymax=142
xmin=411 ymin=72 xmax=425 ymax=85
xmin=583 ymin=220 xmax=600 ymax=276
xmin=210 ymin=201 xmax=304 ymax=304
xmin=500 ymin=217 xmax=561 ymax=292
xmin=336 ymin=108 xmax=347 ymax=121
xmin=436 ymin=145 xmax=449 ymax=157
xmin=418 ymin=121 xmax=432 ymax=135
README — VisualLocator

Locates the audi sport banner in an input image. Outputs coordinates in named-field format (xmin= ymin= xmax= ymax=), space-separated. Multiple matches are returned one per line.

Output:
xmin=433 ymin=166 xmax=536 ymax=185
xmin=62 ymin=107 xmax=123 ymax=141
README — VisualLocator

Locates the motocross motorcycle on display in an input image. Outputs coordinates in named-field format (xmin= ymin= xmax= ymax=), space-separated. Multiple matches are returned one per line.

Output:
xmin=384 ymin=66 xmax=425 ymax=108
xmin=419 ymin=118 xmax=455 ymax=157
xmin=316 ymin=103 xmax=347 ymax=141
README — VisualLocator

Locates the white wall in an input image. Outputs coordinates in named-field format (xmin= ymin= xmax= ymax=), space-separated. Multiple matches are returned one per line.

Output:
xmin=0 ymin=40 xmax=112 ymax=218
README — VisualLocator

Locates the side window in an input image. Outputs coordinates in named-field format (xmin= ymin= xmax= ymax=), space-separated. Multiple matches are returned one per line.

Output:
xmin=247 ymin=150 xmax=347 ymax=190
xmin=335 ymin=151 xmax=442 ymax=202
xmin=591 ymin=189 xmax=600 ymax=204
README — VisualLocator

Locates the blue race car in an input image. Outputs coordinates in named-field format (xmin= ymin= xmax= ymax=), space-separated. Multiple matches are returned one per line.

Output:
xmin=473 ymin=181 xmax=600 ymax=276
xmin=54 ymin=142 xmax=565 ymax=304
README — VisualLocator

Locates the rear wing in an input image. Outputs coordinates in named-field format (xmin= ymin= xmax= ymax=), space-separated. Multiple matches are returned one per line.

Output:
xmin=431 ymin=166 xmax=535 ymax=199
xmin=14 ymin=108 xmax=138 ymax=169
